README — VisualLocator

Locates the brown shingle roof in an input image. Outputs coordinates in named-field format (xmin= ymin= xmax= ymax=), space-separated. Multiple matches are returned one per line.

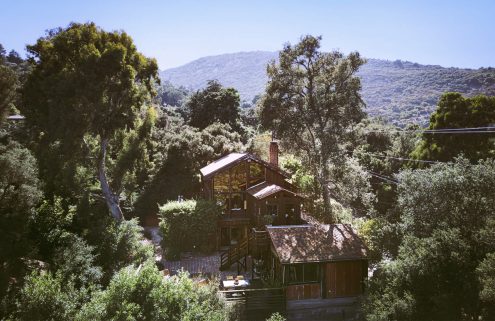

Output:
xmin=246 ymin=182 xmax=303 ymax=200
xmin=266 ymin=224 xmax=367 ymax=264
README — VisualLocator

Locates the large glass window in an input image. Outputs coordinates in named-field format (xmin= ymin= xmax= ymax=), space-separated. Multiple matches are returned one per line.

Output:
xmin=230 ymin=193 xmax=243 ymax=210
xmin=215 ymin=193 xmax=229 ymax=214
xmin=285 ymin=263 xmax=319 ymax=284
xmin=214 ymin=171 xmax=229 ymax=192
xmin=249 ymin=162 xmax=265 ymax=187
xmin=231 ymin=163 xmax=247 ymax=191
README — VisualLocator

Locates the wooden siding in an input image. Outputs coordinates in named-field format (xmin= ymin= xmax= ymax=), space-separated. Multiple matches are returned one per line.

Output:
xmin=286 ymin=283 xmax=321 ymax=300
xmin=324 ymin=260 xmax=366 ymax=298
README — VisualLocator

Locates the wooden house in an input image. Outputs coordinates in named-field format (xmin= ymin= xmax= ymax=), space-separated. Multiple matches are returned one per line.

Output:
xmin=266 ymin=224 xmax=368 ymax=300
xmin=199 ymin=142 xmax=304 ymax=248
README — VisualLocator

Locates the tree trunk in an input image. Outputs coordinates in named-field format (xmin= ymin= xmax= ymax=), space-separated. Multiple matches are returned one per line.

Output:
xmin=98 ymin=137 xmax=124 ymax=222
xmin=318 ymin=161 xmax=335 ymax=224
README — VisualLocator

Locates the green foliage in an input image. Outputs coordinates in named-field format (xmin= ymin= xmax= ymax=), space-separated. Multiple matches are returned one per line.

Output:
xmin=134 ymin=117 xmax=243 ymax=220
xmin=186 ymin=80 xmax=241 ymax=130
xmin=478 ymin=252 xmax=495 ymax=303
xmin=364 ymin=158 xmax=495 ymax=320
xmin=157 ymin=80 xmax=190 ymax=107
xmin=96 ymin=218 xmax=154 ymax=282
xmin=0 ymin=141 xmax=42 ymax=301
xmin=0 ymin=64 xmax=18 ymax=122
xmin=266 ymin=312 xmax=286 ymax=321
xmin=78 ymin=262 xmax=230 ymax=321
xmin=259 ymin=35 xmax=365 ymax=221
xmin=21 ymin=22 xmax=159 ymax=220
xmin=159 ymin=200 xmax=220 ymax=259
xmin=411 ymin=92 xmax=495 ymax=162
xmin=52 ymin=235 xmax=103 ymax=290
xmin=13 ymin=271 xmax=79 ymax=321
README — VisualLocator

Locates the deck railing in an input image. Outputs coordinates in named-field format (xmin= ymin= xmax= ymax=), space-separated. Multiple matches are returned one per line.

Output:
xmin=219 ymin=287 xmax=286 ymax=319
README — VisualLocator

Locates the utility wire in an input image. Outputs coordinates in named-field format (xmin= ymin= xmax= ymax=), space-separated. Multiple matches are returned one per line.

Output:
xmin=367 ymin=171 xmax=399 ymax=184
xmin=362 ymin=152 xmax=443 ymax=164
xmin=362 ymin=126 xmax=495 ymax=134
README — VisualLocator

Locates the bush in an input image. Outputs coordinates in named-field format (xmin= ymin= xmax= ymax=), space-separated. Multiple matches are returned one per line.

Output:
xmin=96 ymin=218 xmax=154 ymax=282
xmin=77 ymin=261 xmax=231 ymax=321
xmin=159 ymin=199 xmax=219 ymax=260
xmin=13 ymin=271 xmax=79 ymax=321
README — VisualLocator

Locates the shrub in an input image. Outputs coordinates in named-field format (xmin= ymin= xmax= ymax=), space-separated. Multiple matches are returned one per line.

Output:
xmin=13 ymin=271 xmax=79 ymax=321
xmin=159 ymin=199 xmax=219 ymax=260
xmin=96 ymin=218 xmax=154 ymax=282
xmin=78 ymin=261 xmax=231 ymax=321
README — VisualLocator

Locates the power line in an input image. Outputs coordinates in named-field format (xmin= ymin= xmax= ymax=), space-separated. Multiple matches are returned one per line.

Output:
xmin=362 ymin=126 xmax=495 ymax=134
xmin=362 ymin=152 xmax=443 ymax=164
xmin=367 ymin=171 xmax=399 ymax=184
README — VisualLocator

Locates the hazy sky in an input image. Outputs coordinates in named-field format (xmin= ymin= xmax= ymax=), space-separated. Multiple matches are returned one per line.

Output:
xmin=1 ymin=0 xmax=494 ymax=70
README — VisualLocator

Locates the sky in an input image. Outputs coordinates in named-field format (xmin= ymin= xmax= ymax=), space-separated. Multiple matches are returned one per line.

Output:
xmin=1 ymin=0 xmax=494 ymax=70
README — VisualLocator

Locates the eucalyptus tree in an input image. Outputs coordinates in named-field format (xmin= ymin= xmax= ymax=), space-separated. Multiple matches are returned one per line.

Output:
xmin=22 ymin=23 xmax=159 ymax=221
xmin=259 ymin=35 xmax=365 ymax=222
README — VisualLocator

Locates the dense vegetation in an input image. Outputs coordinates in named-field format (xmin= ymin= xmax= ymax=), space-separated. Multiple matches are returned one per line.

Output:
xmin=161 ymin=52 xmax=495 ymax=127
xmin=0 ymin=24 xmax=239 ymax=320
xmin=1 ymin=22 xmax=494 ymax=321
xmin=159 ymin=200 xmax=219 ymax=259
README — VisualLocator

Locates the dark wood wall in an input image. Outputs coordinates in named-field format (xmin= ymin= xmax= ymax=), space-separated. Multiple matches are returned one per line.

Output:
xmin=286 ymin=283 xmax=321 ymax=300
xmin=323 ymin=260 xmax=367 ymax=298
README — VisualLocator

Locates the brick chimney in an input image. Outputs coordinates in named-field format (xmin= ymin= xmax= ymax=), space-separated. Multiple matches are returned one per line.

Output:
xmin=269 ymin=141 xmax=279 ymax=167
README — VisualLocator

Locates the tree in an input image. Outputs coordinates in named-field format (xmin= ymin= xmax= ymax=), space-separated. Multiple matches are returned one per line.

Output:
xmin=186 ymin=80 xmax=241 ymax=130
xmin=259 ymin=35 xmax=365 ymax=222
xmin=0 ymin=64 xmax=19 ymax=122
xmin=364 ymin=158 xmax=495 ymax=320
xmin=22 ymin=22 xmax=159 ymax=221
xmin=411 ymin=92 xmax=495 ymax=163
xmin=0 ymin=142 xmax=42 ymax=300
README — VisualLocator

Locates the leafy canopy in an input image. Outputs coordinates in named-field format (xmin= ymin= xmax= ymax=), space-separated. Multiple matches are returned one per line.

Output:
xmin=259 ymin=35 xmax=365 ymax=221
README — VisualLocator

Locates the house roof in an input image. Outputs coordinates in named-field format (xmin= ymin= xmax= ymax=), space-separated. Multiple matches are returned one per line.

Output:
xmin=246 ymin=182 xmax=303 ymax=200
xmin=200 ymin=153 xmax=247 ymax=177
xmin=6 ymin=115 xmax=25 ymax=121
xmin=199 ymin=152 xmax=290 ymax=179
xmin=266 ymin=224 xmax=367 ymax=264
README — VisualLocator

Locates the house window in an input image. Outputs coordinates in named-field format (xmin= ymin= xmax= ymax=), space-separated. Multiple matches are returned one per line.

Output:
xmin=285 ymin=263 xmax=319 ymax=284
xmin=267 ymin=204 xmax=278 ymax=216
xmin=249 ymin=162 xmax=264 ymax=187
xmin=213 ymin=172 xmax=229 ymax=192
xmin=231 ymin=163 xmax=247 ymax=191
xmin=230 ymin=193 xmax=243 ymax=210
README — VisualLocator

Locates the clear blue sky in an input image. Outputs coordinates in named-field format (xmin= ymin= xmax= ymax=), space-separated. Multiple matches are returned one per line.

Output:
xmin=1 ymin=0 xmax=494 ymax=70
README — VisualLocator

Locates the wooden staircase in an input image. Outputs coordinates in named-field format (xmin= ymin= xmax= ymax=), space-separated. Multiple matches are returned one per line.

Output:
xmin=220 ymin=236 xmax=252 ymax=271
xmin=220 ymin=229 xmax=270 ymax=271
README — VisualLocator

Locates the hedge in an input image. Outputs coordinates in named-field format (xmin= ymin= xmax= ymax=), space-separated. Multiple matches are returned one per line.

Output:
xmin=159 ymin=199 xmax=219 ymax=260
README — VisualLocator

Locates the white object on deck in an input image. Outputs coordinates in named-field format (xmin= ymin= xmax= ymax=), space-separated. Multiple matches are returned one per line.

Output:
xmin=222 ymin=279 xmax=249 ymax=289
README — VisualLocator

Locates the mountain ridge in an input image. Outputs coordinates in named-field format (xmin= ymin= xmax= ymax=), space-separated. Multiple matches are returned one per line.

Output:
xmin=160 ymin=51 xmax=495 ymax=126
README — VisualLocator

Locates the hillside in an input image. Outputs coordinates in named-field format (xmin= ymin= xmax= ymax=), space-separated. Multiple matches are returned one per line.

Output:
xmin=161 ymin=52 xmax=495 ymax=127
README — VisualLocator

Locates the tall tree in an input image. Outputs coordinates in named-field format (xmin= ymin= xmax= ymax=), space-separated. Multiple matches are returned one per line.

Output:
xmin=22 ymin=23 xmax=159 ymax=221
xmin=185 ymin=80 xmax=241 ymax=130
xmin=411 ymin=92 xmax=495 ymax=163
xmin=259 ymin=35 xmax=365 ymax=222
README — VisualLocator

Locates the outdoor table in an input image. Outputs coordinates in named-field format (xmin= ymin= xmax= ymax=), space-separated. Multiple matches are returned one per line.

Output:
xmin=222 ymin=279 xmax=249 ymax=289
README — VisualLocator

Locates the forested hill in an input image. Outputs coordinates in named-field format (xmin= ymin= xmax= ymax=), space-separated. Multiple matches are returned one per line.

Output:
xmin=161 ymin=51 xmax=495 ymax=127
